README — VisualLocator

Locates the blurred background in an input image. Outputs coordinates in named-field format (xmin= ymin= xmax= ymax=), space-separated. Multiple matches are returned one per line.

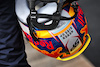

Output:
xmin=24 ymin=0 xmax=100 ymax=67
xmin=78 ymin=0 xmax=100 ymax=67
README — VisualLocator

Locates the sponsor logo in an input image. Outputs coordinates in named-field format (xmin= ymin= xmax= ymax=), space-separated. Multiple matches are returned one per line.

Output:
xmin=70 ymin=38 xmax=79 ymax=51
xmin=24 ymin=31 xmax=54 ymax=50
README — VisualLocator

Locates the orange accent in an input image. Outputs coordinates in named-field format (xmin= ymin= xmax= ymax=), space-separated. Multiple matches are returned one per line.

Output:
xmin=36 ymin=30 xmax=52 ymax=38
xmin=69 ymin=7 xmax=75 ymax=17
xmin=63 ymin=3 xmax=75 ymax=19
xmin=80 ymin=24 xmax=88 ymax=45
xmin=85 ymin=17 xmax=88 ymax=24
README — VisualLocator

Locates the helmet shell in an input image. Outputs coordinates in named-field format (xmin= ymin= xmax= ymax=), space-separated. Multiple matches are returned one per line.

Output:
xmin=15 ymin=0 xmax=89 ymax=59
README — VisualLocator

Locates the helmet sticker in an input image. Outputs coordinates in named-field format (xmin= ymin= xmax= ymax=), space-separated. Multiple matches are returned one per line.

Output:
xmin=58 ymin=25 xmax=82 ymax=53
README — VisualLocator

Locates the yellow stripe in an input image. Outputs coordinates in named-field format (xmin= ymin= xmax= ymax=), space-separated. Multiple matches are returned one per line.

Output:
xmin=69 ymin=6 xmax=75 ymax=17
xmin=36 ymin=30 xmax=52 ymax=38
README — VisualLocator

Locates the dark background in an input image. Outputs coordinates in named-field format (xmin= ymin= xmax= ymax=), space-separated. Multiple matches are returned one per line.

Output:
xmin=78 ymin=0 xmax=100 ymax=67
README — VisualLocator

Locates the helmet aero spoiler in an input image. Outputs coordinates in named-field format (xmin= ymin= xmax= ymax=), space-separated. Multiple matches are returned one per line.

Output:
xmin=15 ymin=0 xmax=91 ymax=61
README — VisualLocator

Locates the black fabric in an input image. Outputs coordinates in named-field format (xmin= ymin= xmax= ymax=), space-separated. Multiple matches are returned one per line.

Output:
xmin=0 ymin=0 xmax=30 ymax=67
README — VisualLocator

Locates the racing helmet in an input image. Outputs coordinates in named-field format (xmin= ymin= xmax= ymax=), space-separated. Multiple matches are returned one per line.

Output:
xmin=15 ymin=0 xmax=91 ymax=61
